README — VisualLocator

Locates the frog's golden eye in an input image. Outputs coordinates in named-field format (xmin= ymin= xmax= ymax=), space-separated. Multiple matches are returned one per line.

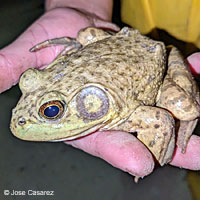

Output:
xmin=76 ymin=86 xmax=109 ymax=120
xmin=39 ymin=100 xmax=65 ymax=120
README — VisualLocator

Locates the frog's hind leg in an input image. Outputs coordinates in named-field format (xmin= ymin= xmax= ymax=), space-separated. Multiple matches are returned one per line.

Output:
xmin=113 ymin=106 xmax=175 ymax=166
xmin=156 ymin=47 xmax=200 ymax=153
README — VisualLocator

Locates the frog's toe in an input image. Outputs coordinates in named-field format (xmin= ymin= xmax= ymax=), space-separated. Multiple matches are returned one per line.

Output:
xmin=177 ymin=119 xmax=198 ymax=153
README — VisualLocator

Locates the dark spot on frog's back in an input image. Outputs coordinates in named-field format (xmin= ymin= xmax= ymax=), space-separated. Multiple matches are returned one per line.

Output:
xmin=166 ymin=94 xmax=187 ymax=105
xmin=12 ymin=117 xmax=16 ymax=123
xmin=149 ymin=140 xmax=155 ymax=147
xmin=29 ymin=111 xmax=34 ymax=117
xmin=162 ymin=84 xmax=173 ymax=93
xmin=56 ymin=83 xmax=63 ymax=88
xmin=168 ymin=60 xmax=185 ymax=67
xmin=115 ymin=59 xmax=122 ymax=64
xmin=77 ymin=68 xmax=85 ymax=74
xmin=29 ymin=90 xmax=38 ymax=97
xmin=148 ymin=76 xmax=154 ymax=83
xmin=94 ymin=71 xmax=103 ymax=77
xmin=74 ymin=54 xmax=82 ymax=59
xmin=23 ymin=93 xmax=30 ymax=100
xmin=32 ymin=115 xmax=38 ymax=120
xmin=66 ymin=73 xmax=72 ymax=79
xmin=48 ymin=67 xmax=55 ymax=73
xmin=163 ymin=132 xmax=168 ymax=136
xmin=13 ymin=123 xmax=17 ymax=129
xmin=156 ymin=111 xmax=160 ymax=120
xmin=122 ymin=58 xmax=128 ymax=63
xmin=183 ymin=104 xmax=193 ymax=112
xmin=108 ymin=46 xmax=113 ymax=52
xmin=90 ymin=29 xmax=96 ymax=37
xmin=31 ymin=104 xmax=36 ymax=108
xmin=154 ymin=124 xmax=160 ymax=129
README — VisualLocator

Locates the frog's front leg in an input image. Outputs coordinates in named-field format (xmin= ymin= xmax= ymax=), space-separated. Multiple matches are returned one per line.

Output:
xmin=114 ymin=106 xmax=175 ymax=166
xmin=156 ymin=47 xmax=200 ymax=153
xmin=30 ymin=27 xmax=111 ymax=53
xmin=30 ymin=36 xmax=82 ymax=55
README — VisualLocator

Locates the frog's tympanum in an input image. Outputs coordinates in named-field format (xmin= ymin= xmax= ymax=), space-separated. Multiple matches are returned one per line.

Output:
xmin=10 ymin=27 xmax=200 ymax=166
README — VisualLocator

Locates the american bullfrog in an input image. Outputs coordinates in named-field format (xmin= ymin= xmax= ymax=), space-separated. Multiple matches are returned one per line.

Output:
xmin=10 ymin=27 xmax=200 ymax=166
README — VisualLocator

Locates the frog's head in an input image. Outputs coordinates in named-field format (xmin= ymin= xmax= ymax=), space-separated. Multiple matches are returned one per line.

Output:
xmin=10 ymin=69 xmax=119 ymax=141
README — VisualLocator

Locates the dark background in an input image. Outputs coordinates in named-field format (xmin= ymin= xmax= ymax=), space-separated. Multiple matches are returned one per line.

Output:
xmin=0 ymin=1 xmax=199 ymax=200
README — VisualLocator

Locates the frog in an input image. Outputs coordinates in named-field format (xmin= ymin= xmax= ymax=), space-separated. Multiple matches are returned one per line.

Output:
xmin=10 ymin=27 xmax=200 ymax=166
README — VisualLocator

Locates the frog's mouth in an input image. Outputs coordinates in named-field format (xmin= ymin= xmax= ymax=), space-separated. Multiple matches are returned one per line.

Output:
xmin=10 ymin=117 xmax=110 ymax=142
xmin=50 ymin=123 xmax=104 ymax=142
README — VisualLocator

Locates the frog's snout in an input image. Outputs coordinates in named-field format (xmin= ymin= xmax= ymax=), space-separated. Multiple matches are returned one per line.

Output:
xmin=10 ymin=113 xmax=27 ymax=137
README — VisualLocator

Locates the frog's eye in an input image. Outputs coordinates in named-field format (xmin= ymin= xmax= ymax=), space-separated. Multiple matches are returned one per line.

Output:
xmin=39 ymin=100 xmax=65 ymax=120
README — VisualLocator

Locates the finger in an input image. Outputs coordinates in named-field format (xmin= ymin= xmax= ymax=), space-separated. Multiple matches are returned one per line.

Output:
xmin=93 ymin=18 xmax=120 ymax=31
xmin=64 ymin=131 xmax=154 ymax=177
xmin=187 ymin=52 xmax=200 ymax=75
xmin=170 ymin=135 xmax=200 ymax=170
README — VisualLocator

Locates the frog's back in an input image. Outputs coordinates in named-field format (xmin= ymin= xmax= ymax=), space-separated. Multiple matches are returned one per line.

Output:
xmin=47 ymin=28 xmax=166 ymax=109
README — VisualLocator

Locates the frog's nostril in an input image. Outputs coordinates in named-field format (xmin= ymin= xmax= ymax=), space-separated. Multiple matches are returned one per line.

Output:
xmin=18 ymin=117 xmax=26 ymax=126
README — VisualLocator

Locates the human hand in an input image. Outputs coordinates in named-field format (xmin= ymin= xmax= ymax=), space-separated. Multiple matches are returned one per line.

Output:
xmin=1 ymin=4 xmax=200 ymax=179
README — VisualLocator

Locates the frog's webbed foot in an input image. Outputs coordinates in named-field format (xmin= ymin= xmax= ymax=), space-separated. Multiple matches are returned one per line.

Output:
xmin=115 ymin=106 xmax=175 ymax=166
xmin=156 ymin=47 xmax=200 ymax=153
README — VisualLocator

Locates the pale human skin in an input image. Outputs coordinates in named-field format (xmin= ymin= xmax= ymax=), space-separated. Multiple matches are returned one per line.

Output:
xmin=1 ymin=0 xmax=200 ymax=177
